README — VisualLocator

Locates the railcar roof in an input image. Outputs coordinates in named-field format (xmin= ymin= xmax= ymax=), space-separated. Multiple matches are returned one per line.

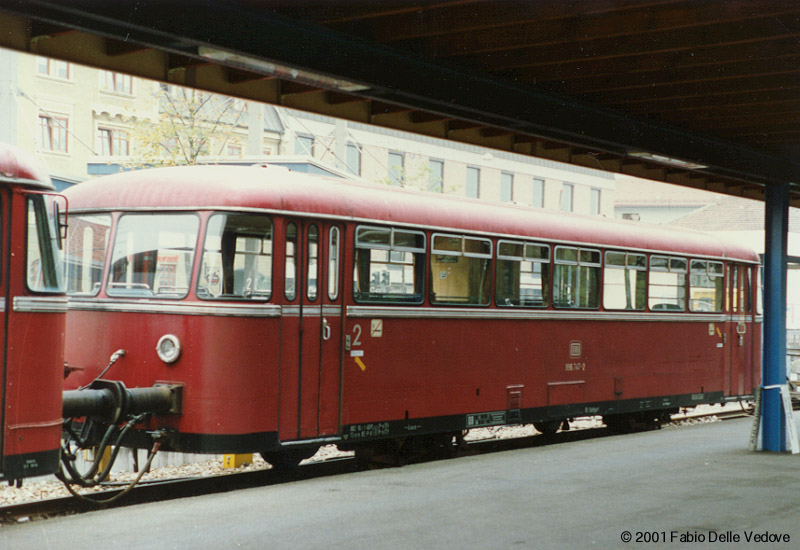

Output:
xmin=65 ymin=165 xmax=759 ymax=263
xmin=0 ymin=142 xmax=54 ymax=190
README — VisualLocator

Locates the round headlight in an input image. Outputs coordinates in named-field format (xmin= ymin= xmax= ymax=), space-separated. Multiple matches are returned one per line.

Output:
xmin=156 ymin=334 xmax=182 ymax=364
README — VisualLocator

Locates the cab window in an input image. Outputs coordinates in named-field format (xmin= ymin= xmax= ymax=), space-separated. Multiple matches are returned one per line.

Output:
xmin=26 ymin=195 xmax=65 ymax=293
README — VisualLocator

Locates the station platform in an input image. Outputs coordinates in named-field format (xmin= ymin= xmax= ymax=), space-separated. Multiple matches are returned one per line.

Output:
xmin=2 ymin=414 xmax=800 ymax=550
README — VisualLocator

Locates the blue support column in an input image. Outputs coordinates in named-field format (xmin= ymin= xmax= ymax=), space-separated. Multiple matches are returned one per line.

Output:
xmin=762 ymin=182 xmax=790 ymax=451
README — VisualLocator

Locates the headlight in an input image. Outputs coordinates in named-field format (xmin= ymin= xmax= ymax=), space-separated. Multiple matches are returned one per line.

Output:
xmin=156 ymin=334 xmax=182 ymax=364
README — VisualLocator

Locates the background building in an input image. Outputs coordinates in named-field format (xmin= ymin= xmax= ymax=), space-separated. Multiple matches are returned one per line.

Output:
xmin=0 ymin=48 xmax=617 ymax=215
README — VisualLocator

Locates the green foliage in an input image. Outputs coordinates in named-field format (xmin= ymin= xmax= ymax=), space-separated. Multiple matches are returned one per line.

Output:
xmin=123 ymin=86 xmax=246 ymax=169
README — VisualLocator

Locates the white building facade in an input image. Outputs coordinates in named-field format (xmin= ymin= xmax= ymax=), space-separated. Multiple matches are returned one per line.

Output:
xmin=1 ymin=48 xmax=617 ymax=215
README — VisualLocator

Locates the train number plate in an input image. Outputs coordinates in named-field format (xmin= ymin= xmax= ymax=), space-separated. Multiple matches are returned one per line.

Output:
xmin=466 ymin=411 xmax=507 ymax=428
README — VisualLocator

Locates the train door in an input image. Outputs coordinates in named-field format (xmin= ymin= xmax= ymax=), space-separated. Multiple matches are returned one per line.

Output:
xmin=279 ymin=220 xmax=342 ymax=441
xmin=0 ymin=188 xmax=7 ymax=475
xmin=728 ymin=263 xmax=752 ymax=395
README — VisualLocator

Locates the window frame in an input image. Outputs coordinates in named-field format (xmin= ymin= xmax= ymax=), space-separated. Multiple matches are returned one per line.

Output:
xmin=97 ymin=126 xmax=130 ymax=156
xmin=38 ymin=114 xmax=69 ymax=153
xmin=689 ymin=259 xmax=725 ymax=312
xmin=552 ymin=245 xmax=601 ymax=309
xmin=648 ymin=255 xmax=688 ymax=312
xmin=196 ymin=212 xmax=274 ymax=302
xmin=106 ymin=212 xmax=200 ymax=299
xmin=353 ymin=225 xmax=426 ymax=305
xmin=328 ymin=226 xmax=341 ymax=301
xmin=66 ymin=213 xmax=112 ymax=297
xmin=428 ymin=159 xmax=444 ymax=193
xmin=430 ymin=233 xmax=492 ymax=306
xmin=496 ymin=239 xmax=550 ymax=308
xmin=602 ymin=250 xmax=647 ymax=311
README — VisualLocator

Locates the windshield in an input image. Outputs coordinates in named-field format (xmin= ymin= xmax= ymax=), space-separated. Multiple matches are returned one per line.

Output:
xmin=107 ymin=213 xmax=199 ymax=298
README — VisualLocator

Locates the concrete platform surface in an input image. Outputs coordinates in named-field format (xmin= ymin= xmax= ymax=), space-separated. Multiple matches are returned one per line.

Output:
xmin=3 ymin=416 xmax=800 ymax=550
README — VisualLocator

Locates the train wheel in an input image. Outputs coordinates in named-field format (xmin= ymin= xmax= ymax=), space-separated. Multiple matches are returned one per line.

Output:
xmin=534 ymin=420 xmax=563 ymax=436
xmin=260 ymin=446 xmax=319 ymax=469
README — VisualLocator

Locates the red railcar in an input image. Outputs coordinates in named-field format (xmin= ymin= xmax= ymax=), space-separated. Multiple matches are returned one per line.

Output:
xmin=62 ymin=165 xmax=760 ymax=463
xmin=0 ymin=143 xmax=66 ymax=483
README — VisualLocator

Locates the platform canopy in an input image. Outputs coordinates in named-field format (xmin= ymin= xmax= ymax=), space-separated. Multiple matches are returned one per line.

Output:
xmin=1 ymin=0 xmax=800 ymax=200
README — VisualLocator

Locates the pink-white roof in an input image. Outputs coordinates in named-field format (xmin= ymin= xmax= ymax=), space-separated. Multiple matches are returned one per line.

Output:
xmin=66 ymin=165 xmax=760 ymax=263
xmin=0 ymin=142 xmax=53 ymax=189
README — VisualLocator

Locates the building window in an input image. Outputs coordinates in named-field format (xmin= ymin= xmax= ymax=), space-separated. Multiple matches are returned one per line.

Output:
xmin=590 ymin=188 xmax=601 ymax=215
xmin=560 ymin=183 xmax=574 ymax=212
xmin=466 ymin=166 xmax=480 ymax=198
xmin=533 ymin=178 xmax=545 ymax=208
xmin=36 ymin=57 xmax=70 ymax=79
xmin=346 ymin=143 xmax=361 ymax=176
xmin=429 ymin=159 xmax=444 ymax=192
xmin=225 ymin=143 xmax=242 ymax=157
xmin=101 ymin=71 xmax=133 ymax=94
xmin=97 ymin=127 xmax=130 ymax=156
xmin=295 ymin=135 xmax=314 ymax=156
xmin=501 ymin=172 xmax=514 ymax=202
xmin=38 ymin=114 xmax=69 ymax=152
xmin=388 ymin=151 xmax=404 ymax=186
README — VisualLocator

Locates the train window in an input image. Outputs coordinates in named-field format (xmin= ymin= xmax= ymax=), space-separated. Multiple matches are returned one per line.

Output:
xmin=285 ymin=223 xmax=298 ymax=301
xmin=328 ymin=227 xmax=340 ymax=300
xmin=108 ymin=213 xmax=199 ymax=298
xmin=603 ymin=251 xmax=646 ymax=310
xmin=307 ymin=225 xmax=319 ymax=301
xmin=26 ymin=195 xmax=66 ymax=293
xmin=689 ymin=260 xmax=724 ymax=312
xmin=197 ymin=213 xmax=273 ymax=300
xmin=648 ymin=256 xmax=687 ymax=311
xmin=745 ymin=266 xmax=753 ymax=313
xmin=66 ymin=213 xmax=111 ymax=296
xmin=496 ymin=240 xmax=550 ymax=307
xmin=553 ymin=246 xmax=600 ymax=309
xmin=430 ymin=234 xmax=492 ymax=305
xmin=354 ymin=225 xmax=425 ymax=304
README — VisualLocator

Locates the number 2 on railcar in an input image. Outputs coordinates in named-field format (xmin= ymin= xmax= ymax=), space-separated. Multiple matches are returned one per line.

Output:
xmin=61 ymin=165 xmax=761 ymax=467
xmin=0 ymin=143 xmax=66 ymax=485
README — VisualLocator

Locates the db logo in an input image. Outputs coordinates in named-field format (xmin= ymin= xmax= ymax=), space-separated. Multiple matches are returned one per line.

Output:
xmin=569 ymin=341 xmax=582 ymax=358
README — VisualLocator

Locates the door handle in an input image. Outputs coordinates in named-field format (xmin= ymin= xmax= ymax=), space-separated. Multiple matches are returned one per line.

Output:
xmin=322 ymin=317 xmax=331 ymax=341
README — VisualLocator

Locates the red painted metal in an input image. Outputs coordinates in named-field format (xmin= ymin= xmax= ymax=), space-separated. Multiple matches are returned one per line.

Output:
xmin=62 ymin=165 xmax=761 ymax=454
xmin=0 ymin=144 xmax=64 ymax=482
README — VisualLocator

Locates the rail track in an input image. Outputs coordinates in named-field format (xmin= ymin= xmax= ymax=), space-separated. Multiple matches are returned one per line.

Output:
xmin=0 ymin=407 xmax=755 ymax=524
